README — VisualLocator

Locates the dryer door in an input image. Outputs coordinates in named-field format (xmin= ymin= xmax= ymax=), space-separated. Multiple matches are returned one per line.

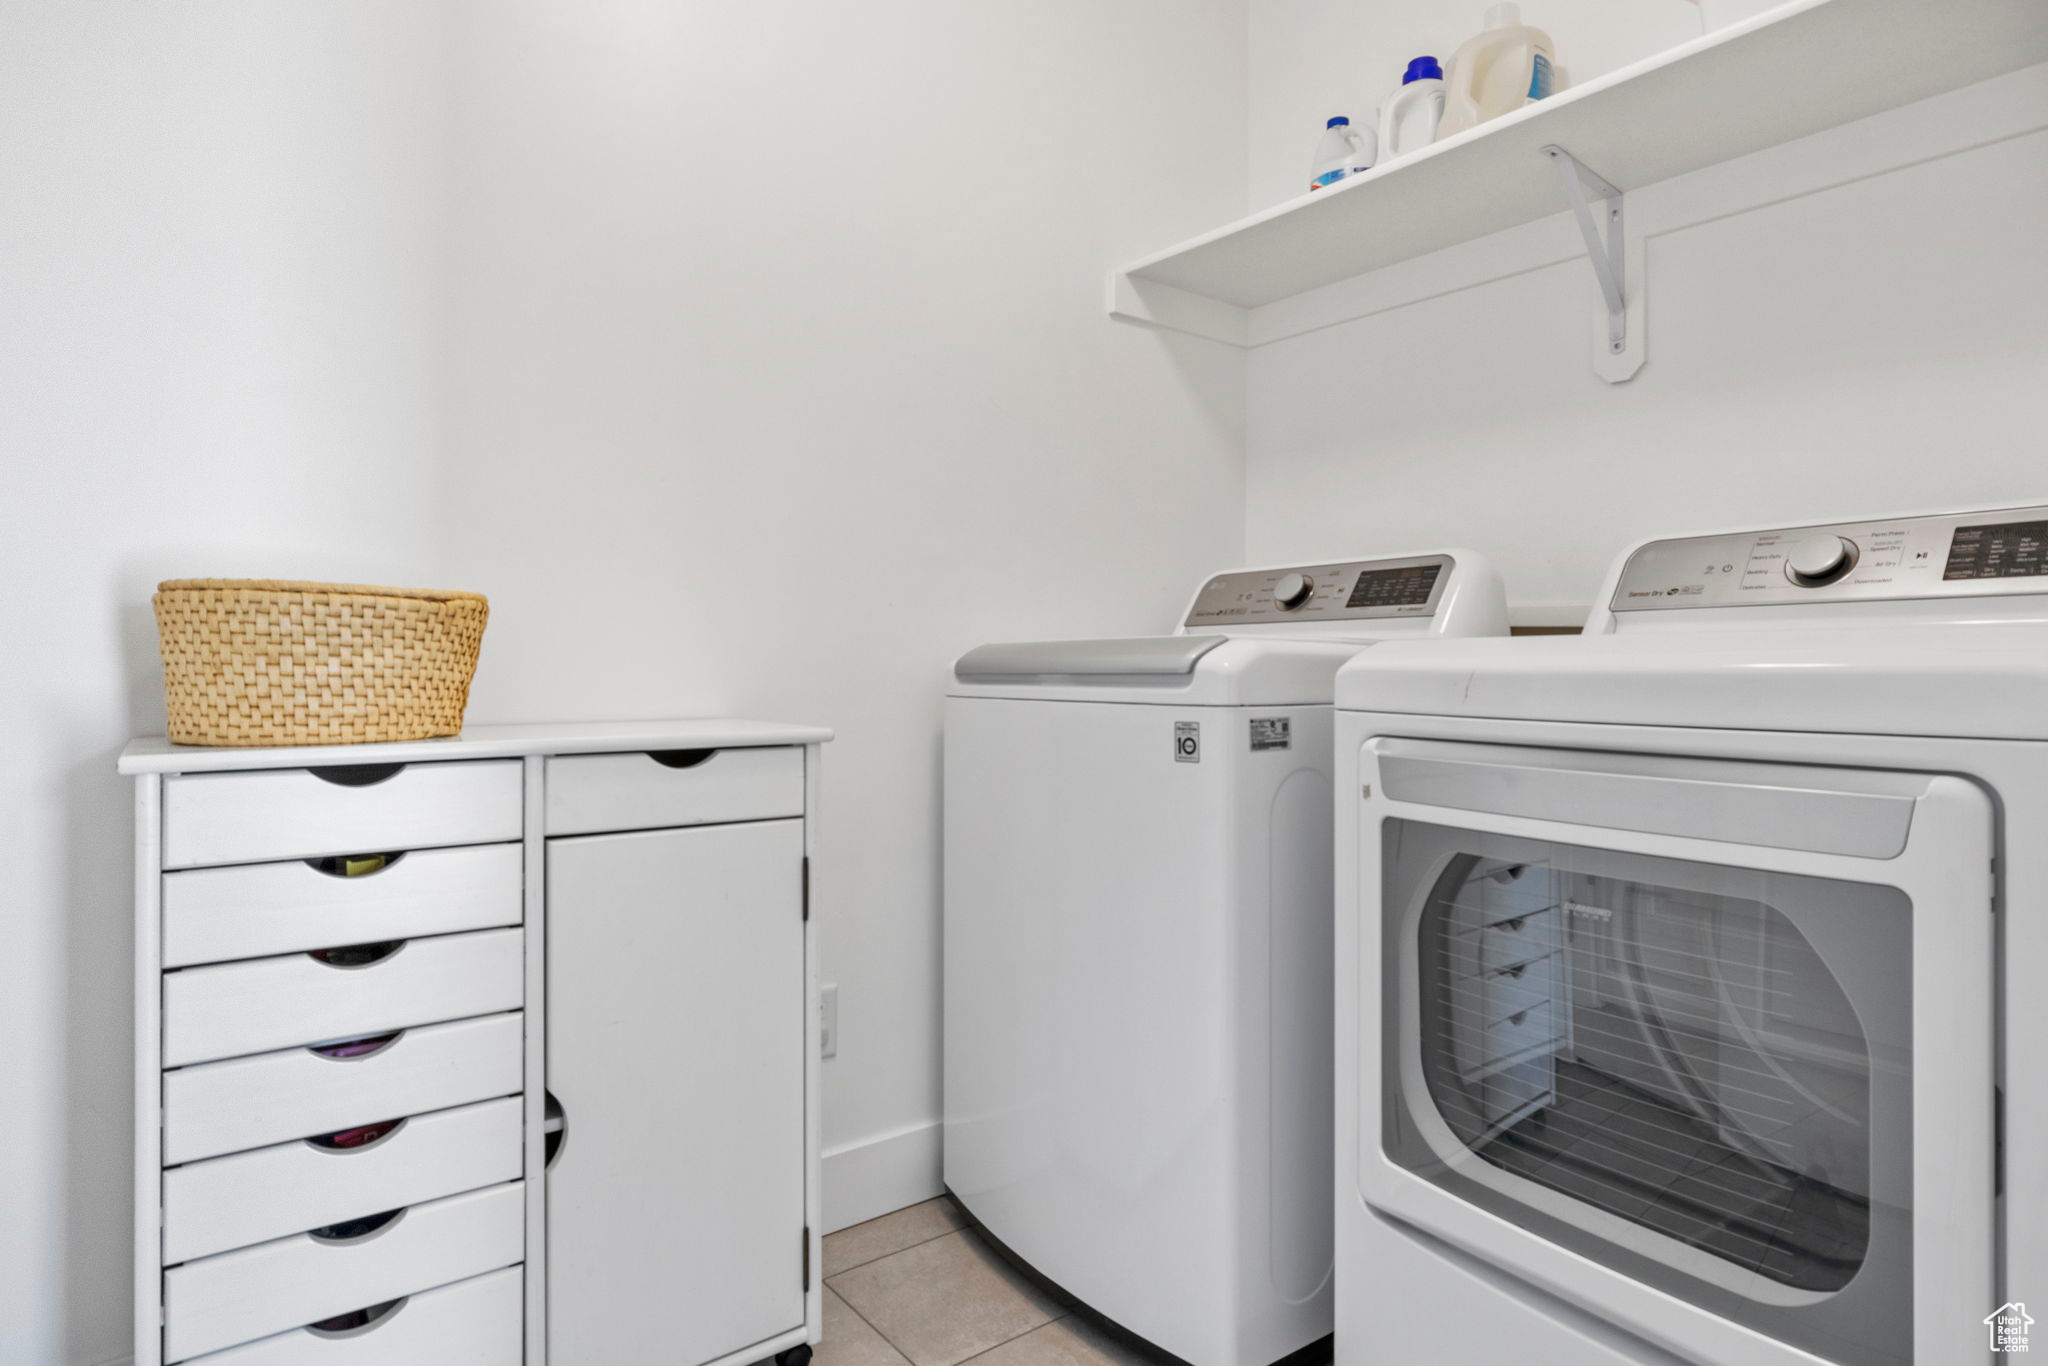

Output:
xmin=1356 ymin=738 xmax=1994 ymax=1366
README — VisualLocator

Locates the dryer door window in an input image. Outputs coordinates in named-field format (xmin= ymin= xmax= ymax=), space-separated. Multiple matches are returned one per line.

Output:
xmin=1382 ymin=822 xmax=1912 ymax=1366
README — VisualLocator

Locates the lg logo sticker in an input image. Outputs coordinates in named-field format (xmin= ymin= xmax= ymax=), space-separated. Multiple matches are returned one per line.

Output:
xmin=1174 ymin=721 xmax=1201 ymax=763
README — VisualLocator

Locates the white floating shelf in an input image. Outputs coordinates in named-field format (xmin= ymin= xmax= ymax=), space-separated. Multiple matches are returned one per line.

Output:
xmin=1115 ymin=0 xmax=2047 ymax=322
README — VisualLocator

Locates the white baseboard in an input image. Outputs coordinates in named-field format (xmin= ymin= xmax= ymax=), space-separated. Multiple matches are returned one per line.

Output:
xmin=822 ymin=1120 xmax=943 ymax=1233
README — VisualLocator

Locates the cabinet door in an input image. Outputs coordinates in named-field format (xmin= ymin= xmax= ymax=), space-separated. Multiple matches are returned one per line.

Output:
xmin=546 ymin=819 xmax=806 ymax=1365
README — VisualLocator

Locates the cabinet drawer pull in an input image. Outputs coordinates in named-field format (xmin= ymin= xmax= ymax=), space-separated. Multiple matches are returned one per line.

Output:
xmin=306 ymin=1295 xmax=409 ymax=1338
xmin=305 ymin=1117 xmax=406 ymax=1152
xmin=308 ymin=1030 xmax=404 ymax=1061
xmin=305 ymin=850 xmax=406 ymax=879
xmin=308 ymin=1206 xmax=406 ymax=1244
xmin=543 ymin=1089 xmax=567 ymax=1171
xmin=646 ymin=748 xmax=718 ymax=769
xmin=308 ymin=763 xmax=406 ymax=788
xmin=306 ymin=939 xmax=408 ymax=968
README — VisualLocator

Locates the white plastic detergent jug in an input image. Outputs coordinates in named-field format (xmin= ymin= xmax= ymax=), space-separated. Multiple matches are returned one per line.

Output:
xmin=1378 ymin=55 xmax=1447 ymax=160
xmin=1308 ymin=116 xmax=1374 ymax=192
xmin=1436 ymin=3 xmax=1558 ymax=140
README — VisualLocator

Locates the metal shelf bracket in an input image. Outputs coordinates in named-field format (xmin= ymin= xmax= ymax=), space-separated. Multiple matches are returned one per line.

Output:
xmin=1542 ymin=144 xmax=1643 ymax=382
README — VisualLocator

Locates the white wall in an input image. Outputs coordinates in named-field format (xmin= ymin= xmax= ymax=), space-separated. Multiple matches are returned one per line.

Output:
xmin=1244 ymin=5 xmax=2048 ymax=613
xmin=0 ymin=0 xmax=1249 ymax=1339
xmin=0 ymin=6 xmax=452 ymax=1364
xmin=435 ymin=0 xmax=1248 ymax=1227
xmin=2 ymin=2 xmax=1246 ymax=1359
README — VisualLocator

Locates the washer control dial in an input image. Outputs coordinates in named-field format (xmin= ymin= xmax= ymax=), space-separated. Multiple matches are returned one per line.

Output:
xmin=1273 ymin=572 xmax=1314 ymax=610
xmin=1785 ymin=534 xmax=1858 ymax=585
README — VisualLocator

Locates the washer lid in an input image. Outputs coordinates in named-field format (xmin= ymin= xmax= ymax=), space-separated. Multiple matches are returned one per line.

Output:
xmin=954 ymin=635 xmax=1227 ymax=681
xmin=950 ymin=635 xmax=1369 ymax=706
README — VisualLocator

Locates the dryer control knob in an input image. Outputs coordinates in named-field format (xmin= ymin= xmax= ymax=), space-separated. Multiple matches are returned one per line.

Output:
xmin=1785 ymin=535 xmax=1856 ymax=584
xmin=1273 ymin=573 xmax=1314 ymax=610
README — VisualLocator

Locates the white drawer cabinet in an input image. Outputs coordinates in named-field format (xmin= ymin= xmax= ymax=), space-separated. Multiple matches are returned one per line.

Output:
xmin=126 ymin=720 xmax=829 ymax=1366
xmin=1444 ymin=859 xmax=1566 ymax=1132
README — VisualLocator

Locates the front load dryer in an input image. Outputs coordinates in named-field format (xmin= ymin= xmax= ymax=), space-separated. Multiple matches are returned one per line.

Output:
xmin=1334 ymin=504 xmax=2048 ymax=1366
xmin=944 ymin=551 xmax=1508 ymax=1366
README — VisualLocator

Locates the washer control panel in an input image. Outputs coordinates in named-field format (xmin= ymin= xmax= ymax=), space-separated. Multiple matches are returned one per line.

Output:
xmin=1611 ymin=505 xmax=2048 ymax=612
xmin=1185 ymin=554 xmax=1452 ymax=627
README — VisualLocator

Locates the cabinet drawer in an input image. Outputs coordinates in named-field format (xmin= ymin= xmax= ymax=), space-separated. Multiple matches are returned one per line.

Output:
xmin=164 ymin=928 xmax=525 ymax=1067
xmin=1475 ymin=1000 xmax=1559 ymax=1075
xmin=1472 ymin=954 xmax=1558 ymax=1024
xmin=1451 ymin=906 xmax=1558 ymax=978
xmin=163 ymin=761 xmax=523 ymax=870
xmin=164 ymin=1097 xmax=522 ymax=1264
xmin=163 ymin=845 xmax=523 ymax=969
xmin=178 ymin=1266 xmax=521 ymax=1366
xmin=544 ymin=746 xmax=802 ymax=836
xmin=164 ymin=1014 xmax=523 ymax=1165
xmin=164 ymin=1182 xmax=523 ymax=1362
xmin=1444 ymin=861 xmax=1554 ymax=935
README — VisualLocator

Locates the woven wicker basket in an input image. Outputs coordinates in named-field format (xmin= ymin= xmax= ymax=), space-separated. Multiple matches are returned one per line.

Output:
xmin=153 ymin=580 xmax=489 ymax=747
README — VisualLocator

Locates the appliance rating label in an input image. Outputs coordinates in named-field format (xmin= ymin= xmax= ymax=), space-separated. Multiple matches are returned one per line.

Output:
xmin=1249 ymin=717 xmax=1291 ymax=751
xmin=1174 ymin=721 xmax=1201 ymax=763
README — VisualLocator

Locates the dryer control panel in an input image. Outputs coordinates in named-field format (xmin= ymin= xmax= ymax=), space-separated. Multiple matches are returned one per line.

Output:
xmin=1185 ymin=554 xmax=1452 ymax=626
xmin=1611 ymin=504 xmax=2048 ymax=612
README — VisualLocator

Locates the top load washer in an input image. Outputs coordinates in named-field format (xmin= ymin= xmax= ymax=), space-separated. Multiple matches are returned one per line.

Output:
xmin=1333 ymin=504 xmax=2048 ymax=1366
xmin=944 ymin=551 xmax=1507 ymax=1366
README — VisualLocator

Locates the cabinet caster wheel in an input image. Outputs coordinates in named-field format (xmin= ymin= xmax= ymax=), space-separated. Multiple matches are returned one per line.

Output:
xmin=776 ymin=1347 xmax=813 ymax=1366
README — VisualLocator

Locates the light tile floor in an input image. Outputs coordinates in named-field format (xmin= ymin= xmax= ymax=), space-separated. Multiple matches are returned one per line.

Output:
xmin=813 ymin=1198 xmax=1184 ymax=1366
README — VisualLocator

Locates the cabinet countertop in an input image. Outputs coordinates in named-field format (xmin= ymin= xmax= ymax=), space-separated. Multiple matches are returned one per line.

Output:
xmin=118 ymin=718 xmax=834 ymax=775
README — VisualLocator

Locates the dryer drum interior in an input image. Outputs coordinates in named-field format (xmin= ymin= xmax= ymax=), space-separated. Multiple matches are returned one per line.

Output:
xmin=1383 ymin=822 xmax=1915 ymax=1366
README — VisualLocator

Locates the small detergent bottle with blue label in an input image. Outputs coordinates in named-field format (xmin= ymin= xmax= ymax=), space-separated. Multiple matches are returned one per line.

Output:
xmin=1436 ymin=3 xmax=1558 ymax=140
xmin=1308 ymin=116 xmax=1375 ymax=192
